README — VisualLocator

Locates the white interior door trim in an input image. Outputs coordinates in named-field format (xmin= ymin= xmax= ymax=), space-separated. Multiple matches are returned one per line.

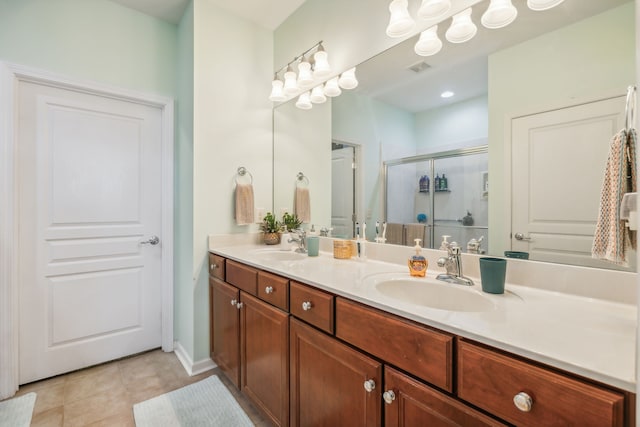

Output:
xmin=0 ymin=62 xmax=175 ymax=399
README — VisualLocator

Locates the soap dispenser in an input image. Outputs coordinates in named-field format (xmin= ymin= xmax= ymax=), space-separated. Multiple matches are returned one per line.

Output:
xmin=408 ymin=239 xmax=428 ymax=277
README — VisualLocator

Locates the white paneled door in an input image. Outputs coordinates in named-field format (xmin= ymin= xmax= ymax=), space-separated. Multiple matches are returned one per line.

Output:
xmin=18 ymin=80 xmax=164 ymax=384
xmin=511 ymin=95 xmax=628 ymax=269
xmin=331 ymin=145 xmax=355 ymax=239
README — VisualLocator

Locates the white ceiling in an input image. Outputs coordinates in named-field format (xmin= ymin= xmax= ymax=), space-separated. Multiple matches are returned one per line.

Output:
xmin=109 ymin=0 xmax=306 ymax=29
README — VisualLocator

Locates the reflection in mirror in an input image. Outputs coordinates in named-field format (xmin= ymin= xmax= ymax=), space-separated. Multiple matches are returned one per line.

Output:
xmin=273 ymin=0 xmax=636 ymax=271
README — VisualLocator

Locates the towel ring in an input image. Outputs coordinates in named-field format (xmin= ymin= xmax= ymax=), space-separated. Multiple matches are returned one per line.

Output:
xmin=236 ymin=166 xmax=253 ymax=185
xmin=625 ymin=85 xmax=636 ymax=132
xmin=296 ymin=172 xmax=310 ymax=187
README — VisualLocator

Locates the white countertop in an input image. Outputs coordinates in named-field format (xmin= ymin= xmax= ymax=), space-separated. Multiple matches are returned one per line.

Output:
xmin=209 ymin=242 xmax=637 ymax=393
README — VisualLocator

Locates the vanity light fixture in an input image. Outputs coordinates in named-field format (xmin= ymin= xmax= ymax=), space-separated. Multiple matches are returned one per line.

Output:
xmin=295 ymin=91 xmax=313 ymax=110
xmin=441 ymin=90 xmax=455 ymax=98
xmin=386 ymin=0 xmax=416 ymax=38
xmin=283 ymin=64 xmax=299 ymax=95
xmin=313 ymin=43 xmax=332 ymax=78
xmin=527 ymin=0 xmax=565 ymax=11
xmin=269 ymin=74 xmax=286 ymax=102
xmin=323 ymin=77 xmax=342 ymax=97
xmin=417 ymin=0 xmax=451 ymax=21
xmin=445 ymin=7 xmax=477 ymax=43
xmin=310 ymin=85 xmax=327 ymax=104
xmin=481 ymin=0 xmax=517 ymax=29
xmin=297 ymin=57 xmax=314 ymax=88
xmin=338 ymin=67 xmax=359 ymax=90
xmin=414 ymin=25 xmax=442 ymax=56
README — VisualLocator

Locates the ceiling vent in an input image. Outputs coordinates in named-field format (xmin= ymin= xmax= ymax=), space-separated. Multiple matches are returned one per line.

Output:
xmin=408 ymin=61 xmax=431 ymax=73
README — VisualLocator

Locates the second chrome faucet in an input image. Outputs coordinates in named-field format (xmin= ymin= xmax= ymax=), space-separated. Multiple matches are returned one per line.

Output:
xmin=436 ymin=242 xmax=474 ymax=286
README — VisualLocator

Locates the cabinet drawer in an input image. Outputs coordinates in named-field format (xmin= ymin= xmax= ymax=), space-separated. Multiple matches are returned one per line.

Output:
xmin=457 ymin=340 xmax=625 ymax=427
xmin=208 ymin=253 xmax=225 ymax=280
xmin=335 ymin=298 xmax=453 ymax=392
xmin=226 ymin=260 xmax=258 ymax=295
xmin=258 ymin=271 xmax=289 ymax=311
xmin=289 ymin=281 xmax=334 ymax=334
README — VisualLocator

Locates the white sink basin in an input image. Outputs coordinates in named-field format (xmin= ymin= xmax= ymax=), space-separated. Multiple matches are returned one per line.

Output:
xmin=251 ymin=248 xmax=307 ymax=262
xmin=367 ymin=274 xmax=495 ymax=312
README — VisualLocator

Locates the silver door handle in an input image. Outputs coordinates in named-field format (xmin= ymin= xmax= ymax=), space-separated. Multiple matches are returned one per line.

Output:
xmin=140 ymin=235 xmax=160 ymax=245
xmin=514 ymin=233 xmax=531 ymax=241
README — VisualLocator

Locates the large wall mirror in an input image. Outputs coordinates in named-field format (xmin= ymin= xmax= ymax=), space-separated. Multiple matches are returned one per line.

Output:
xmin=273 ymin=0 xmax=636 ymax=271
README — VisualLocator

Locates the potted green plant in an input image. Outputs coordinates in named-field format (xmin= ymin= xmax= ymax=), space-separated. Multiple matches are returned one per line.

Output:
xmin=260 ymin=212 xmax=282 ymax=245
xmin=282 ymin=212 xmax=302 ymax=232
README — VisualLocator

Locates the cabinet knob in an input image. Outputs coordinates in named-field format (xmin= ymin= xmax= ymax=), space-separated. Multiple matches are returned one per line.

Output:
xmin=513 ymin=392 xmax=533 ymax=412
xmin=302 ymin=301 xmax=313 ymax=311
xmin=363 ymin=379 xmax=376 ymax=393
xmin=383 ymin=390 xmax=396 ymax=405
xmin=236 ymin=302 xmax=243 ymax=310
xmin=210 ymin=263 xmax=218 ymax=270
xmin=265 ymin=286 xmax=274 ymax=294
xmin=230 ymin=299 xmax=237 ymax=306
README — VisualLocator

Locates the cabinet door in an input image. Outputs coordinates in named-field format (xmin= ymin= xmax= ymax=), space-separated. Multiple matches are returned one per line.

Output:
xmin=241 ymin=292 xmax=289 ymax=427
xmin=384 ymin=366 xmax=506 ymax=427
xmin=210 ymin=277 xmax=240 ymax=387
xmin=290 ymin=318 xmax=382 ymax=427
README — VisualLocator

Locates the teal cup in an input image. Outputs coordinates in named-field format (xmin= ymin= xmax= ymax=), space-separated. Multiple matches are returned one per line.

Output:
xmin=479 ymin=257 xmax=507 ymax=294
xmin=307 ymin=236 xmax=320 ymax=257
xmin=504 ymin=251 xmax=529 ymax=259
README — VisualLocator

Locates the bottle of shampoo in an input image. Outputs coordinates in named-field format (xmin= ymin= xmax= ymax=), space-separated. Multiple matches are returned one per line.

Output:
xmin=408 ymin=239 xmax=428 ymax=277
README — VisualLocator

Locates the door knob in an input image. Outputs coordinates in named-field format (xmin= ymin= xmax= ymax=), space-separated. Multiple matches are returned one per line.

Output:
xmin=514 ymin=232 xmax=531 ymax=241
xmin=140 ymin=235 xmax=160 ymax=245
xmin=363 ymin=379 xmax=376 ymax=393
xmin=383 ymin=390 xmax=396 ymax=405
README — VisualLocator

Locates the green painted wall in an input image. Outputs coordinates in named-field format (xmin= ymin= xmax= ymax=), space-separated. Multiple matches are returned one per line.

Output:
xmin=0 ymin=0 xmax=177 ymax=97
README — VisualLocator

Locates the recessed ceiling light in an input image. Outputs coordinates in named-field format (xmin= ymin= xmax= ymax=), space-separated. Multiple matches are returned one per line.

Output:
xmin=441 ymin=91 xmax=455 ymax=98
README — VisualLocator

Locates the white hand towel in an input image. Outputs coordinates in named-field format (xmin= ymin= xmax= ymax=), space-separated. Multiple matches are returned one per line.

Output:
xmin=235 ymin=183 xmax=255 ymax=226
xmin=385 ymin=223 xmax=404 ymax=245
xmin=404 ymin=223 xmax=426 ymax=247
xmin=592 ymin=129 xmax=637 ymax=265
xmin=295 ymin=187 xmax=311 ymax=223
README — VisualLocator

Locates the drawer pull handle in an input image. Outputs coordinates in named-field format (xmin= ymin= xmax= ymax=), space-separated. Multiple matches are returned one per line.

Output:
xmin=363 ymin=379 xmax=376 ymax=393
xmin=265 ymin=286 xmax=274 ymax=294
xmin=236 ymin=302 xmax=243 ymax=310
xmin=302 ymin=301 xmax=313 ymax=311
xmin=210 ymin=263 xmax=218 ymax=270
xmin=230 ymin=299 xmax=237 ymax=306
xmin=383 ymin=390 xmax=396 ymax=405
xmin=513 ymin=392 xmax=533 ymax=412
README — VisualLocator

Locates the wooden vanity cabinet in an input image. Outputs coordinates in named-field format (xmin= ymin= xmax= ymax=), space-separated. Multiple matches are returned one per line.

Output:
xmin=384 ymin=366 xmax=506 ymax=427
xmin=457 ymin=340 xmax=626 ymax=427
xmin=290 ymin=318 xmax=382 ymax=427
xmin=209 ymin=261 xmax=290 ymax=426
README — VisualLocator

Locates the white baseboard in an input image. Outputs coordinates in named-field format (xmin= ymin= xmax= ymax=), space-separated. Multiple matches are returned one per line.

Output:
xmin=173 ymin=341 xmax=216 ymax=376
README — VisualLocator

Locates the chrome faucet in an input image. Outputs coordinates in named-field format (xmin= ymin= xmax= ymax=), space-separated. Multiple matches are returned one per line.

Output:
xmin=288 ymin=229 xmax=307 ymax=253
xmin=436 ymin=242 xmax=474 ymax=286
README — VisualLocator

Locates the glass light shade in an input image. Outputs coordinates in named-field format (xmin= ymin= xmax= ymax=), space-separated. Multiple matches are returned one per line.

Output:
xmin=283 ymin=68 xmax=298 ymax=95
xmin=414 ymin=26 xmax=442 ymax=56
xmin=310 ymin=85 xmax=327 ymax=104
xmin=417 ymin=0 xmax=451 ymax=21
xmin=481 ymin=0 xmax=517 ymax=29
xmin=338 ymin=68 xmax=358 ymax=90
xmin=269 ymin=79 xmax=286 ymax=102
xmin=297 ymin=60 xmax=314 ymax=88
xmin=295 ymin=92 xmax=312 ymax=110
xmin=386 ymin=0 xmax=415 ymax=38
xmin=527 ymin=0 xmax=565 ymax=11
xmin=313 ymin=50 xmax=332 ymax=78
xmin=445 ymin=8 xmax=477 ymax=44
xmin=323 ymin=77 xmax=342 ymax=97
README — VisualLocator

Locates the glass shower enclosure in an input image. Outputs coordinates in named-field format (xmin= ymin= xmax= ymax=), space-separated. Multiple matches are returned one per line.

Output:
xmin=384 ymin=146 xmax=488 ymax=253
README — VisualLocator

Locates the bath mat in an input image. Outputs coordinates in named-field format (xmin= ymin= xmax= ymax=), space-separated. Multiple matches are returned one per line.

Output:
xmin=0 ymin=392 xmax=36 ymax=427
xmin=133 ymin=375 xmax=253 ymax=426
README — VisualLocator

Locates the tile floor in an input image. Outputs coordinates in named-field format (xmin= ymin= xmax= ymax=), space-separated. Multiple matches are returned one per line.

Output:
xmin=12 ymin=349 xmax=267 ymax=426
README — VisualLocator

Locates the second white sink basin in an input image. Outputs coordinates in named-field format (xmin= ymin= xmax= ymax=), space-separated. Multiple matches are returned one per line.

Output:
xmin=368 ymin=275 xmax=495 ymax=312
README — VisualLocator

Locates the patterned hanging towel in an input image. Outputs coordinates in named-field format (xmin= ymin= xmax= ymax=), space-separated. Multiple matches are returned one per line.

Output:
xmin=592 ymin=128 xmax=637 ymax=266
